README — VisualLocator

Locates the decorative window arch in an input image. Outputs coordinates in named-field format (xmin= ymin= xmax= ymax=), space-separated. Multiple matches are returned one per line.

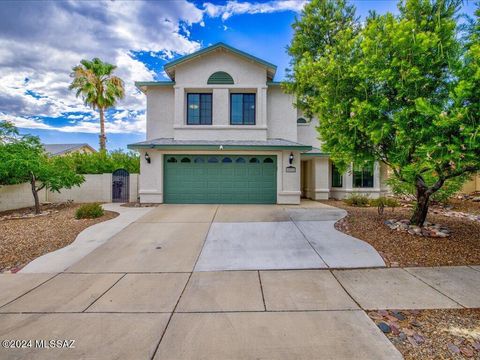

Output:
xmin=263 ymin=157 xmax=274 ymax=163
xmin=249 ymin=157 xmax=260 ymax=163
xmin=208 ymin=156 xmax=219 ymax=163
xmin=222 ymin=157 xmax=232 ymax=163
xmin=181 ymin=157 xmax=191 ymax=163
xmin=194 ymin=157 xmax=205 ymax=163
xmin=235 ymin=157 xmax=246 ymax=163
xmin=297 ymin=117 xmax=307 ymax=124
xmin=167 ymin=157 xmax=177 ymax=163
xmin=207 ymin=71 xmax=234 ymax=85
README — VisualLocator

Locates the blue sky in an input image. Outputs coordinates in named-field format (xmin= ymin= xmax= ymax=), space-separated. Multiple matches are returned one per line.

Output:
xmin=0 ymin=0 xmax=476 ymax=151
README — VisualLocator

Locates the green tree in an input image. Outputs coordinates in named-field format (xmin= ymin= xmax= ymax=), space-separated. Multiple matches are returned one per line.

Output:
xmin=69 ymin=58 xmax=125 ymax=151
xmin=64 ymin=150 xmax=140 ymax=174
xmin=287 ymin=0 xmax=480 ymax=226
xmin=0 ymin=121 xmax=84 ymax=214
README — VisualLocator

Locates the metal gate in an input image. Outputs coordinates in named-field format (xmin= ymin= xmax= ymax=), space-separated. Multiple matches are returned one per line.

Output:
xmin=112 ymin=169 xmax=129 ymax=203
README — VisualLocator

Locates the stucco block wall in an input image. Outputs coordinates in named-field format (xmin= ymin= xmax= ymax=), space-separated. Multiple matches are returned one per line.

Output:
xmin=0 ymin=174 xmax=139 ymax=212
xmin=462 ymin=173 xmax=480 ymax=193
xmin=297 ymin=117 xmax=322 ymax=150
xmin=146 ymin=87 xmax=174 ymax=140
xmin=174 ymin=50 xmax=267 ymax=87
xmin=267 ymin=87 xmax=297 ymax=142
xmin=0 ymin=183 xmax=47 ymax=212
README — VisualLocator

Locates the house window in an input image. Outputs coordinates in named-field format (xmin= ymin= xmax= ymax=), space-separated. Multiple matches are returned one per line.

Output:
xmin=353 ymin=163 xmax=374 ymax=188
xmin=297 ymin=117 xmax=307 ymax=124
xmin=230 ymin=93 xmax=255 ymax=125
xmin=187 ymin=93 xmax=212 ymax=125
xmin=331 ymin=164 xmax=343 ymax=188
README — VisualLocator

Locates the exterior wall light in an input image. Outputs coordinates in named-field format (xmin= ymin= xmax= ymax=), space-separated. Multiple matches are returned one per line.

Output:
xmin=289 ymin=152 xmax=294 ymax=165
xmin=144 ymin=152 xmax=151 ymax=164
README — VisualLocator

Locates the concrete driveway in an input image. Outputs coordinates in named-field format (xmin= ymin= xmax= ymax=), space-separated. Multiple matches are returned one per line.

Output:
xmin=3 ymin=202 xmax=480 ymax=359
xmin=66 ymin=201 xmax=385 ymax=273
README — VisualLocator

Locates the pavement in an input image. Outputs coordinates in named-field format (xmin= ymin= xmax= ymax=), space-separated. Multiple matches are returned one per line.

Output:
xmin=20 ymin=203 xmax=154 ymax=273
xmin=1 ymin=202 xmax=480 ymax=359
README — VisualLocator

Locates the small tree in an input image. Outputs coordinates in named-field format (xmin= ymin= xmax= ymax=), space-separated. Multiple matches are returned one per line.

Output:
xmin=69 ymin=58 xmax=125 ymax=151
xmin=0 ymin=121 xmax=84 ymax=214
xmin=287 ymin=0 xmax=480 ymax=226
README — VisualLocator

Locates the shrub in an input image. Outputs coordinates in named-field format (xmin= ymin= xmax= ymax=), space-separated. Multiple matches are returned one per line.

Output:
xmin=369 ymin=197 xmax=399 ymax=214
xmin=75 ymin=203 xmax=104 ymax=219
xmin=344 ymin=193 xmax=370 ymax=207
xmin=64 ymin=150 xmax=140 ymax=174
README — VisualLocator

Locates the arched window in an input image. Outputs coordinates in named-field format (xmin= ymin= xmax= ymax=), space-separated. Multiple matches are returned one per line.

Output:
xmin=207 ymin=71 xmax=234 ymax=85
xmin=297 ymin=117 xmax=307 ymax=124
xmin=249 ymin=157 xmax=260 ymax=163
xmin=263 ymin=157 xmax=274 ymax=163
xmin=222 ymin=157 xmax=232 ymax=163
xmin=194 ymin=157 xmax=205 ymax=163
xmin=181 ymin=157 xmax=191 ymax=163
xmin=208 ymin=157 xmax=219 ymax=163
xmin=235 ymin=157 xmax=246 ymax=163
xmin=167 ymin=157 xmax=177 ymax=163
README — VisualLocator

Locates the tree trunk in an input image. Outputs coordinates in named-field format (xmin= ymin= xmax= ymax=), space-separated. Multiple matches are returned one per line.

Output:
xmin=30 ymin=174 xmax=41 ymax=214
xmin=99 ymin=107 xmax=106 ymax=151
xmin=410 ymin=191 xmax=430 ymax=226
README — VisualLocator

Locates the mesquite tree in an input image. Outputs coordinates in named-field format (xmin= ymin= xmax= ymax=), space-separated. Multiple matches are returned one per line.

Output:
xmin=0 ymin=121 xmax=84 ymax=214
xmin=287 ymin=0 xmax=480 ymax=226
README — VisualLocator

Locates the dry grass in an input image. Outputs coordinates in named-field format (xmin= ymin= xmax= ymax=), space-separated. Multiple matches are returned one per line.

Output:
xmin=368 ymin=309 xmax=480 ymax=360
xmin=324 ymin=200 xmax=480 ymax=267
xmin=0 ymin=203 xmax=118 ymax=272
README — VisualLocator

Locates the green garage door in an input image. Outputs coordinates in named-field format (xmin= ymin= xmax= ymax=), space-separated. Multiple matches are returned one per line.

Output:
xmin=164 ymin=155 xmax=277 ymax=204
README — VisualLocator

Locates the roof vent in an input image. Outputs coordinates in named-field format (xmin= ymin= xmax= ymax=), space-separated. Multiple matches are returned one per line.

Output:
xmin=207 ymin=71 xmax=234 ymax=85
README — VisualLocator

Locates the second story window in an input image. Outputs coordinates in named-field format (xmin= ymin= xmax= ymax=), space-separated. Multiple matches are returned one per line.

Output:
xmin=187 ymin=93 xmax=212 ymax=125
xmin=230 ymin=93 xmax=255 ymax=125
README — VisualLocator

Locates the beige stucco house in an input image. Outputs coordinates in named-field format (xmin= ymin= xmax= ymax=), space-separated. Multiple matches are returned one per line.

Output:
xmin=129 ymin=43 xmax=388 ymax=204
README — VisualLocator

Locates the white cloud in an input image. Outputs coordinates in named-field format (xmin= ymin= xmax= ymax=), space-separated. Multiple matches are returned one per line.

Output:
xmin=203 ymin=0 xmax=306 ymax=21
xmin=0 ymin=0 xmax=305 ymax=139
xmin=0 ymin=0 xmax=203 ymax=135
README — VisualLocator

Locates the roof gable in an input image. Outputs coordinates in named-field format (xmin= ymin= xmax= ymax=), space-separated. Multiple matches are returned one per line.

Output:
xmin=164 ymin=43 xmax=277 ymax=81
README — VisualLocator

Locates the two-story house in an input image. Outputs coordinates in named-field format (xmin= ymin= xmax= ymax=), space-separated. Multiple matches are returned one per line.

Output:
xmin=129 ymin=43 xmax=388 ymax=204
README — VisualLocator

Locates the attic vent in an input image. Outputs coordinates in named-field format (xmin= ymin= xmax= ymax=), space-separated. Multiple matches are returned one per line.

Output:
xmin=207 ymin=71 xmax=234 ymax=85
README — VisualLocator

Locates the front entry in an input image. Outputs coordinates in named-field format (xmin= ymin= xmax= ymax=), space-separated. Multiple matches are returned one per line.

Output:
xmin=163 ymin=155 xmax=277 ymax=204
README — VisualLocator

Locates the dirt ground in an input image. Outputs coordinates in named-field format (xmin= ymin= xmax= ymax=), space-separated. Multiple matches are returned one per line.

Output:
xmin=323 ymin=200 xmax=480 ymax=267
xmin=368 ymin=309 xmax=480 ymax=359
xmin=0 ymin=203 xmax=118 ymax=272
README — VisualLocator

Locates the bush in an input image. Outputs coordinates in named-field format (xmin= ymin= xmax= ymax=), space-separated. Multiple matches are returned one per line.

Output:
xmin=64 ymin=150 xmax=140 ymax=174
xmin=75 ymin=203 xmax=104 ymax=219
xmin=344 ymin=193 xmax=370 ymax=207
xmin=369 ymin=196 xmax=399 ymax=214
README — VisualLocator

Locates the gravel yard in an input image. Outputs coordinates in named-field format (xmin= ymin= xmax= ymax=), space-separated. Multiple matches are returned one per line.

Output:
xmin=324 ymin=200 xmax=480 ymax=267
xmin=368 ymin=309 xmax=480 ymax=360
xmin=0 ymin=203 xmax=118 ymax=272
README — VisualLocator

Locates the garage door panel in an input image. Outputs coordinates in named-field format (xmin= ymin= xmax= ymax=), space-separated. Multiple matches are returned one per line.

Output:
xmin=164 ymin=155 xmax=277 ymax=204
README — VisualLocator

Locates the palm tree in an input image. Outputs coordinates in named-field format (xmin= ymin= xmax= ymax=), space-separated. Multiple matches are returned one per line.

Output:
xmin=69 ymin=58 xmax=125 ymax=151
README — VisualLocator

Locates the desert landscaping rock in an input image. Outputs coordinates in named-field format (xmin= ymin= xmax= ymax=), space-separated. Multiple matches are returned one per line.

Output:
xmin=384 ymin=219 xmax=451 ymax=237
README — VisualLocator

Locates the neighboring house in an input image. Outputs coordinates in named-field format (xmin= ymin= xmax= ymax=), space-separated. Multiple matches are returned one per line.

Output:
xmin=43 ymin=143 xmax=96 ymax=157
xmin=129 ymin=43 xmax=388 ymax=204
